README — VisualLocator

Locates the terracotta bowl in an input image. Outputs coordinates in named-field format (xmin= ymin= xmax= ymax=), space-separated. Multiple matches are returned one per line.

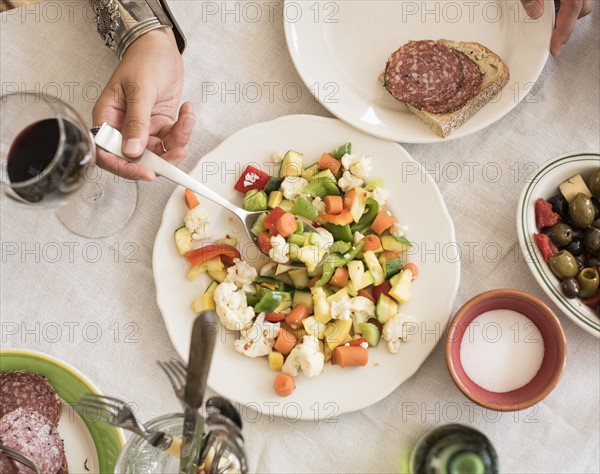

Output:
xmin=445 ymin=289 xmax=567 ymax=411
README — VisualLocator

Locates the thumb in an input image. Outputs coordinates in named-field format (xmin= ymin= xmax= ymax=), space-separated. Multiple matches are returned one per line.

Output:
xmin=521 ymin=0 xmax=544 ymax=19
xmin=121 ymin=82 xmax=153 ymax=158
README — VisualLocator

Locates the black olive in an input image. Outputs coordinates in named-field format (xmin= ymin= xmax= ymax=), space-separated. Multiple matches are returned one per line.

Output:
xmin=561 ymin=278 xmax=580 ymax=299
xmin=592 ymin=218 xmax=600 ymax=230
xmin=592 ymin=197 xmax=600 ymax=221
xmin=587 ymin=256 xmax=600 ymax=268
xmin=572 ymin=228 xmax=586 ymax=239
xmin=597 ymin=304 xmax=600 ymax=317
xmin=548 ymin=194 xmax=569 ymax=218
xmin=584 ymin=228 xmax=600 ymax=252
xmin=565 ymin=239 xmax=585 ymax=257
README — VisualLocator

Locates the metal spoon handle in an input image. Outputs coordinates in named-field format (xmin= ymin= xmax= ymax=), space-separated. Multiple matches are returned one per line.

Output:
xmin=94 ymin=123 xmax=239 ymax=214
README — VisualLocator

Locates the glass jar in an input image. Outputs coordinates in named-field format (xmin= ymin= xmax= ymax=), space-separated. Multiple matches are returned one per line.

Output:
xmin=114 ymin=412 xmax=247 ymax=474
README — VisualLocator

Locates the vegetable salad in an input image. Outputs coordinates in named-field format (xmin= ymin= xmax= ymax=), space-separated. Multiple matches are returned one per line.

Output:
xmin=175 ymin=143 xmax=418 ymax=396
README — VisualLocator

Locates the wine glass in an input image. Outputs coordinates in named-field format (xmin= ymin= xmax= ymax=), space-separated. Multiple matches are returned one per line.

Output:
xmin=0 ymin=92 xmax=138 ymax=238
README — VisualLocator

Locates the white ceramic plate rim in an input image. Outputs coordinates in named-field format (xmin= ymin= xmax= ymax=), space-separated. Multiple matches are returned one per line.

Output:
xmin=284 ymin=0 xmax=553 ymax=144
xmin=516 ymin=151 xmax=600 ymax=337
xmin=153 ymin=114 xmax=461 ymax=417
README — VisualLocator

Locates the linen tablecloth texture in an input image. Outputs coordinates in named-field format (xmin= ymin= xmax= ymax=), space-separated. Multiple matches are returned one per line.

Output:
xmin=1 ymin=2 xmax=599 ymax=473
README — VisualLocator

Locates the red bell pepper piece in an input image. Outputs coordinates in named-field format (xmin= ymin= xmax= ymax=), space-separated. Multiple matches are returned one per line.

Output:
xmin=263 ymin=207 xmax=286 ymax=232
xmin=256 ymin=232 xmax=272 ymax=254
xmin=372 ymin=281 xmax=392 ymax=301
xmin=582 ymin=290 xmax=600 ymax=309
xmin=186 ymin=244 xmax=240 ymax=266
xmin=234 ymin=165 xmax=270 ymax=193
xmin=533 ymin=233 xmax=559 ymax=261
xmin=534 ymin=198 xmax=560 ymax=229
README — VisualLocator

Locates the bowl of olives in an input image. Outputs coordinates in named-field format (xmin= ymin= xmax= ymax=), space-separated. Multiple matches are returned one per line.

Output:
xmin=517 ymin=151 xmax=600 ymax=337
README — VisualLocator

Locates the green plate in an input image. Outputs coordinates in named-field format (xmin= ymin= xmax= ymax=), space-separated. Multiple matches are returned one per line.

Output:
xmin=0 ymin=349 xmax=125 ymax=473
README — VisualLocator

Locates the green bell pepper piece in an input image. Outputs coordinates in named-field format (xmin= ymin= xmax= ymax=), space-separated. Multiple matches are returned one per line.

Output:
xmin=245 ymin=293 xmax=261 ymax=307
xmin=324 ymin=223 xmax=353 ymax=242
xmin=315 ymin=253 xmax=347 ymax=287
xmin=291 ymin=197 xmax=318 ymax=222
xmin=329 ymin=241 xmax=352 ymax=254
xmin=331 ymin=142 xmax=352 ymax=160
xmin=302 ymin=179 xmax=341 ymax=199
xmin=351 ymin=198 xmax=379 ymax=234
xmin=315 ymin=241 xmax=366 ymax=287
xmin=255 ymin=276 xmax=286 ymax=292
xmin=254 ymin=290 xmax=291 ymax=313
xmin=343 ymin=241 xmax=365 ymax=263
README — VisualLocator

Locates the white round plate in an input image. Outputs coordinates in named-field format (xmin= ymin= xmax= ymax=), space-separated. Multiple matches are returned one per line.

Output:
xmin=516 ymin=152 xmax=600 ymax=337
xmin=284 ymin=0 xmax=553 ymax=143
xmin=153 ymin=115 xmax=460 ymax=418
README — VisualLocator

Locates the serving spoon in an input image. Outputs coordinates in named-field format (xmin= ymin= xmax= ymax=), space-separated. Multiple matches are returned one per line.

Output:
xmin=93 ymin=123 xmax=315 ymax=268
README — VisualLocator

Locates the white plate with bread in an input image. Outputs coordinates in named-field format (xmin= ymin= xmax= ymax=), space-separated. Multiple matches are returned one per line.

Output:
xmin=284 ymin=0 xmax=553 ymax=143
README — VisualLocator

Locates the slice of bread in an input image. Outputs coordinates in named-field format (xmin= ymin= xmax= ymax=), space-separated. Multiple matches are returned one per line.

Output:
xmin=387 ymin=40 xmax=510 ymax=138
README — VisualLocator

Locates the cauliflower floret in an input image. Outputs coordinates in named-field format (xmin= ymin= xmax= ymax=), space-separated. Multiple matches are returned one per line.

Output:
xmin=350 ymin=296 xmax=375 ymax=333
xmin=213 ymin=282 xmax=255 ymax=331
xmin=234 ymin=312 xmax=281 ymax=358
xmin=371 ymin=187 xmax=389 ymax=207
xmin=341 ymin=153 xmax=357 ymax=170
xmin=353 ymin=231 xmax=365 ymax=246
xmin=282 ymin=335 xmax=325 ymax=377
xmin=382 ymin=313 xmax=417 ymax=354
xmin=341 ymin=154 xmax=372 ymax=180
xmin=269 ymin=235 xmax=290 ymax=264
xmin=330 ymin=295 xmax=353 ymax=320
xmin=311 ymin=196 xmax=326 ymax=214
xmin=225 ymin=258 xmax=257 ymax=294
xmin=315 ymin=227 xmax=334 ymax=248
xmin=389 ymin=223 xmax=408 ymax=238
xmin=338 ymin=170 xmax=364 ymax=192
xmin=280 ymin=176 xmax=309 ymax=201
xmin=184 ymin=207 xmax=211 ymax=240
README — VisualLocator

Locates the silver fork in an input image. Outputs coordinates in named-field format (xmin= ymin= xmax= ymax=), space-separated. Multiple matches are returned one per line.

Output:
xmin=158 ymin=360 xmax=246 ymax=474
xmin=0 ymin=442 xmax=41 ymax=474
xmin=157 ymin=358 xmax=187 ymax=406
xmin=79 ymin=393 xmax=181 ymax=456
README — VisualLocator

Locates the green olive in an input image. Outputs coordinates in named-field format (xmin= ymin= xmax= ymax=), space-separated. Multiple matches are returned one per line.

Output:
xmin=576 ymin=267 xmax=600 ymax=298
xmin=569 ymin=193 xmax=595 ymax=228
xmin=548 ymin=250 xmax=579 ymax=280
xmin=545 ymin=222 xmax=573 ymax=247
xmin=588 ymin=169 xmax=600 ymax=197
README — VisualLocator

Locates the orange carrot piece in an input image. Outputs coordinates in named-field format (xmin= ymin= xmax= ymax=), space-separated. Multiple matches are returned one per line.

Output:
xmin=324 ymin=195 xmax=344 ymax=215
xmin=185 ymin=189 xmax=200 ymax=209
xmin=370 ymin=210 xmax=395 ymax=235
xmin=276 ymin=212 xmax=297 ymax=238
xmin=358 ymin=289 xmax=375 ymax=303
xmin=403 ymin=263 xmax=419 ymax=281
xmin=318 ymin=153 xmax=342 ymax=175
xmin=274 ymin=373 xmax=296 ymax=397
xmin=329 ymin=266 xmax=349 ymax=288
xmin=333 ymin=346 xmax=369 ymax=367
xmin=381 ymin=250 xmax=402 ymax=260
xmin=285 ymin=304 xmax=311 ymax=330
xmin=362 ymin=234 xmax=381 ymax=251
xmin=343 ymin=189 xmax=357 ymax=210
xmin=348 ymin=337 xmax=367 ymax=347
xmin=318 ymin=210 xmax=353 ymax=226
xmin=308 ymin=276 xmax=319 ymax=288
xmin=273 ymin=328 xmax=297 ymax=356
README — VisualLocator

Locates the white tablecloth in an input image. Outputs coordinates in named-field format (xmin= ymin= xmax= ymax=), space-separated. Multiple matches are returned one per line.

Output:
xmin=1 ymin=2 xmax=599 ymax=473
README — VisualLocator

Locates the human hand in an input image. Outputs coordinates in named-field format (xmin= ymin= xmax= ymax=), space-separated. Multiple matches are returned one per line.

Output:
xmin=93 ymin=28 xmax=196 ymax=180
xmin=521 ymin=0 xmax=592 ymax=57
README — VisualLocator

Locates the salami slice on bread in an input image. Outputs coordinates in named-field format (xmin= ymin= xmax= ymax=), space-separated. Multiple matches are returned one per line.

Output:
xmin=382 ymin=39 xmax=509 ymax=137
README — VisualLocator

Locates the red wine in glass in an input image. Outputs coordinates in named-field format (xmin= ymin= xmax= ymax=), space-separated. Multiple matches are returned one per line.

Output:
xmin=6 ymin=118 xmax=90 ymax=203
